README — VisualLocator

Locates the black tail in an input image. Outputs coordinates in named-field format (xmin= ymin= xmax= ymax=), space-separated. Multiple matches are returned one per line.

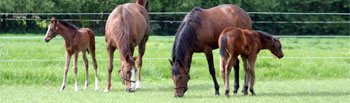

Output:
xmin=86 ymin=48 xmax=90 ymax=54
xmin=220 ymin=34 xmax=227 ymax=57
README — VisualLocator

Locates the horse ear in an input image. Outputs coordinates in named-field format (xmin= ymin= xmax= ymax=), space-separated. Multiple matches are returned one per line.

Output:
xmin=136 ymin=0 xmax=148 ymax=10
xmin=168 ymin=59 xmax=173 ymax=66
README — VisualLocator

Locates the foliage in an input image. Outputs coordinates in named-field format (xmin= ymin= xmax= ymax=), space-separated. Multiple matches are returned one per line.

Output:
xmin=0 ymin=0 xmax=349 ymax=35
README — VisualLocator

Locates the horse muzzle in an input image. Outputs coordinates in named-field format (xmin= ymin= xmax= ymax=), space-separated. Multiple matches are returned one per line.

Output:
xmin=45 ymin=38 xmax=50 ymax=42
xmin=125 ymin=87 xmax=135 ymax=92
xmin=278 ymin=54 xmax=284 ymax=59
xmin=174 ymin=94 xmax=184 ymax=98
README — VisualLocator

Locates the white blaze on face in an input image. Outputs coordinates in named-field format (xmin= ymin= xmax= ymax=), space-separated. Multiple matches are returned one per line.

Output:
xmin=45 ymin=25 xmax=51 ymax=37
xmin=131 ymin=67 xmax=135 ymax=89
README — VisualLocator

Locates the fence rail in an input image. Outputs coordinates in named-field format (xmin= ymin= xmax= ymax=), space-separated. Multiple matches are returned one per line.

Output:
xmin=0 ymin=57 xmax=349 ymax=62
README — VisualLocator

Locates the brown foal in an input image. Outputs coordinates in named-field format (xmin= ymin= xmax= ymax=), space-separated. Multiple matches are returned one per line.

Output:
xmin=44 ymin=17 xmax=98 ymax=91
xmin=219 ymin=27 xmax=284 ymax=97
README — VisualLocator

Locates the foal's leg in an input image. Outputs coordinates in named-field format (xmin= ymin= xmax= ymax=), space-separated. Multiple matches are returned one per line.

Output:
xmin=233 ymin=59 xmax=240 ymax=94
xmin=73 ymin=52 xmax=79 ymax=91
xmin=60 ymin=52 xmax=72 ymax=91
xmin=220 ymin=52 xmax=228 ymax=86
xmin=89 ymin=48 xmax=99 ymax=90
xmin=224 ymin=56 xmax=237 ymax=97
xmin=82 ymin=51 xmax=89 ymax=90
xmin=136 ymin=37 xmax=147 ymax=89
xmin=204 ymin=49 xmax=220 ymax=96
xmin=248 ymin=56 xmax=257 ymax=95
xmin=241 ymin=56 xmax=250 ymax=95
xmin=104 ymin=46 xmax=115 ymax=92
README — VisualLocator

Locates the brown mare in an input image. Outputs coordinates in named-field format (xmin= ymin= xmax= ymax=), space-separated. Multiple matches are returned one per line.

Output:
xmin=219 ymin=27 xmax=284 ymax=97
xmin=104 ymin=0 xmax=149 ymax=92
xmin=44 ymin=17 xmax=98 ymax=91
xmin=169 ymin=4 xmax=252 ymax=97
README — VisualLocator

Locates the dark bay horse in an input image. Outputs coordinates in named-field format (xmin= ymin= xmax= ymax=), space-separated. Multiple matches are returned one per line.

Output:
xmin=219 ymin=27 xmax=284 ymax=97
xmin=169 ymin=4 xmax=252 ymax=97
xmin=104 ymin=0 xmax=149 ymax=92
xmin=44 ymin=17 xmax=98 ymax=91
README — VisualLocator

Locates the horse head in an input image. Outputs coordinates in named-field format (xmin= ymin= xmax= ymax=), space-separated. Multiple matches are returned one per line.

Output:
xmin=44 ymin=17 xmax=59 ymax=42
xmin=169 ymin=59 xmax=190 ymax=98
xmin=270 ymin=37 xmax=284 ymax=59
xmin=118 ymin=54 xmax=137 ymax=92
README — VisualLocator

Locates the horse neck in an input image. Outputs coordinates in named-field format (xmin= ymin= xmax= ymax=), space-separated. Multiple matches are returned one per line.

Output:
xmin=57 ymin=23 xmax=76 ymax=47
xmin=258 ymin=34 xmax=274 ymax=50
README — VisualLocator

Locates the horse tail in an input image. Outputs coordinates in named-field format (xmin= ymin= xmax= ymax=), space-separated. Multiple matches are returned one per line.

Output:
xmin=220 ymin=34 xmax=227 ymax=57
xmin=87 ymin=29 xmax=98 ymax=69
xmin=88 ymin=29 xmax=96 ymax=54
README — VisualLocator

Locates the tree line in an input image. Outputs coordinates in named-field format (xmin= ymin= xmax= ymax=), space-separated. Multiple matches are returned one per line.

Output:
xmin=0 ymin=0 xmax=349 ymax=35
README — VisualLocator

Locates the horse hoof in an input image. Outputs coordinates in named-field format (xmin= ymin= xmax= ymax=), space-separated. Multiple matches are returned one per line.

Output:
xmin=225 ymin=94 xmax=230 ymax=98
xmin=104 ymin=89 xmax=110 ymax=93
xmin=60 ymin=86 xmax=65 ymax=91
xmin=214 ymin=93 xmax=220 ymax=97
xmin=251 ymin=93 xmax=256 ymax=96
xmin=233 ymin=90 xmax=238 ymax=94
xmin=136 ymin=81 xmax=141 ymax=89
xmin=84 ymin=87 xmax=88 ymax=90
xmin=95 ymin=87 xmax=99 ymax=91
xmin=243 ymin=92 xmax=248 ymax=95
xmin=75 ymin=88 xmax=79 ymax=91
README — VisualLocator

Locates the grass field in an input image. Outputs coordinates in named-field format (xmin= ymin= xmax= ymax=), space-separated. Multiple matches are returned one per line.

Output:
xmin=0 ymin=34 xmax=349 ymax=102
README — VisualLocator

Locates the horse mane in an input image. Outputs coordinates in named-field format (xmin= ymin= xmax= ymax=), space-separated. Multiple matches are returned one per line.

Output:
xmin=171 ymin=7 xmax=202 ymax=75
xmin=254 ymin=30 xmax=274 ymax=40
xmin=59 ymin=21 xmax=79 ymax=30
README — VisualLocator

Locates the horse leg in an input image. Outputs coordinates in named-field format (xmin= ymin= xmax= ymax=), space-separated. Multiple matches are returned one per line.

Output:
xmin=136 ymin=37 xmax=147 ymax=89
xmin=241 ymin=56 xmax=250 ymax=95
xmin=248 ymin=56 xmax=257 ymax=96
xmin=224 ymin=55 xmax=237 ymax=97
xmin=89 ymin=47 xmax=99 ymax=90
xmin=73 ymin=52 xmax=79 ymax=91
xmin=220 ymin=52 xmax=228 ymax=96
xmin=233 ymin=59 xmax=240 ymax=94
xmin=204 ymin=49 xmax=220 ymax=96
xmin=220 ymin=52 xmax=228 ymax=86
xmin=82 ymin=51 xmax=89 ymax=90
xmin=104 ymin=46 xmax=115 ymax=92
xmin=60 ymin=52 xmax=72 ymax=91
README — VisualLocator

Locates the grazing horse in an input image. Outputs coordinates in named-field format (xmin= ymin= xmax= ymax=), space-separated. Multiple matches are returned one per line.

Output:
xmin=219 ymin=27 xmax=284 ymax=97
xmin=169 ymin=4 xmax=252 ymax=97
xmin=104 ymin=0 xmax=150 ymax=92
xmin=44 ymin=17 xmax=99 ymax=91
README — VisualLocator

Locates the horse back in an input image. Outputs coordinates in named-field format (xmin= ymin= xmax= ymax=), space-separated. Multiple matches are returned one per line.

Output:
xmin=105 ymin=3 xmax=149 ymax=48
xmin=194 ymin=4 xmax=252 ymax=50
xmin=222 ymin=27 xmax=261 ymax=55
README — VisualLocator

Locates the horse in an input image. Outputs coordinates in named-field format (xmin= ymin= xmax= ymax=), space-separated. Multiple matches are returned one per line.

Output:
xmin=219 ymin=27 xmax=284 ymax=97
xmin=44 ymin=17 xmax=99 ymax=91
xmin=169 ymin=4 xmax=252 ymax=97
xmin=104 ymin=0 xmax=150 ymax=92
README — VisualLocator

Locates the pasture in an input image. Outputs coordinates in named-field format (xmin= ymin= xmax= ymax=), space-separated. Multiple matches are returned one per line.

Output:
xmin=0 ymin=34 xmax=349 ymax=102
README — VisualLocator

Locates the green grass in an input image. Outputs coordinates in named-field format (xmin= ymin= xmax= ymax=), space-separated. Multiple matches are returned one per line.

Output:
xmin=1 ymin=79 xmax=350 ymax=103
xmin=0 ymin=34 xmax=349 ymax=102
